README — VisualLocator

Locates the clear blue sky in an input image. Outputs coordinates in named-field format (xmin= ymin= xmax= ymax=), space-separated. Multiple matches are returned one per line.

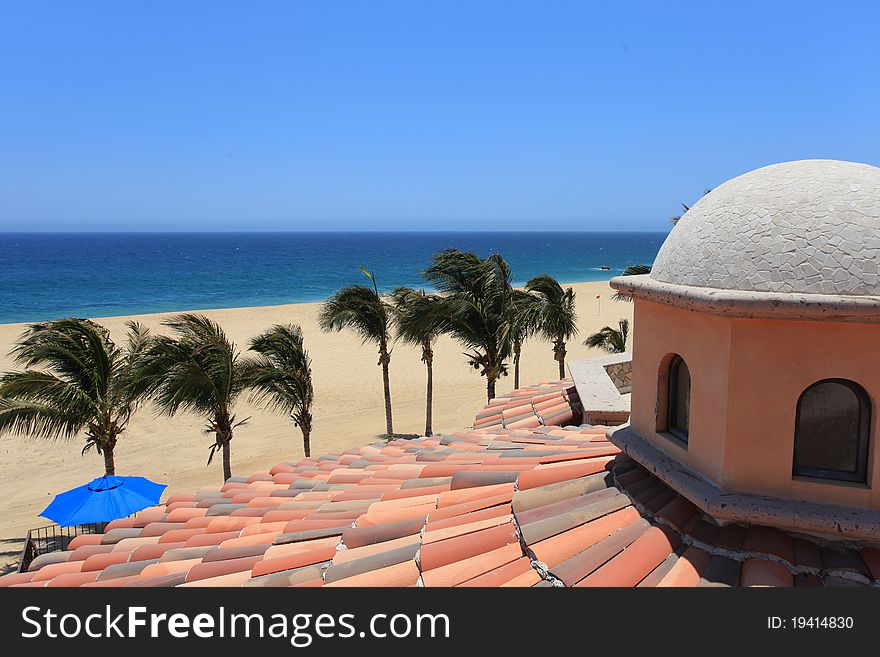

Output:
xmin=1 ymin=1 xmax=878 ymax=231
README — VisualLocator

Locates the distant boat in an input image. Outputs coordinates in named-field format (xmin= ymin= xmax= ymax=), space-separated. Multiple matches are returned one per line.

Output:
xmin=599 ymin=265 xmax=611 ymax=270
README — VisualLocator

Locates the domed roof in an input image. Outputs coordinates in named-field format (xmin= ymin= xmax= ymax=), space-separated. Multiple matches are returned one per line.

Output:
xmin=651 ymin=160 xmax=880 ymax=296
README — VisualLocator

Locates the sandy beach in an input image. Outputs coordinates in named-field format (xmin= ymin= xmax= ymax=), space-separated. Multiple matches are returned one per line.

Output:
xmin=0 ymin=280 xmax=632 ymax=572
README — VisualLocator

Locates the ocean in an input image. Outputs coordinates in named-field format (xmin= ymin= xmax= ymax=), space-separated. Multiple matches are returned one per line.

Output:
xmin=0 ymin=232 xmax=666 ymax=324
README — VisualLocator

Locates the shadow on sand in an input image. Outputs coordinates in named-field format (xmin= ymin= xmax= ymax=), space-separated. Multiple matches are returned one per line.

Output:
xmin=0 ymin=537 xmax=24 ymax=575
xmin=373 ymin=433 xmax=421 ymax=441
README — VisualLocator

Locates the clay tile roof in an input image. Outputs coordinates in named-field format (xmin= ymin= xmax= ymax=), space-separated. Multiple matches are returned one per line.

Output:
xmin=473 ymin=380 xmax=582 ymax=431
xmin=7 ymin=379 xmax=880 ymax=588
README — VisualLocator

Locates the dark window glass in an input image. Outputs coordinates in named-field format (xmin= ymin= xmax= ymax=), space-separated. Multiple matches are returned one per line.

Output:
xmin=668 ymin=356 xmax=690 ymax=442
xmin=793 ymin=379 xmax=870 ymax=483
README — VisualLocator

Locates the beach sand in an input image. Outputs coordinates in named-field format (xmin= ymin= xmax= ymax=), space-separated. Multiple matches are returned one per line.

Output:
xmin=0 ymin=280 xmax=632 ymax=572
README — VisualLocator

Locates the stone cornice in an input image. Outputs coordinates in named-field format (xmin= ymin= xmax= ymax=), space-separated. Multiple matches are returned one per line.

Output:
xmin=608 ymin=425 xmax=880 ymax=543
xmin=610 ymin=275 xmax=880 ymax=323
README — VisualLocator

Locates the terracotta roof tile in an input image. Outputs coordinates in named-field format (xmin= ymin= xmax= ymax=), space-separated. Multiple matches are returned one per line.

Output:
xmin=743 ymin=526 xmax=795 ymax=565
xmin=822 ymin=576 xmax=866 ymax=588
xmin=637 ymin=552 xmax=681 ymax=587
xmin=421 ymin=543 xmax=524 ymax=587
xmin=251 ymin=541 xmax=338 ymax=577
xmin=332 ymin=534 xmax=420 ymax=566
xmin=576 ymin=525 xmax=680 ymax=587
xmin=858 ymin=547 xmax=880 ymax=580
xmin=424 ymin=503 xmax=512 ymax=533
xmin=324 ymin=543 xmax=420 ymax=584
xmin=820 ymin=546 xmax=869 ymax=579
xmin=342 ymin=517 xmax=425 ymax=548
xmin=419 ymin=522 xmax=519 ymax=572
xmin=655 ymin=546 xmax=711 ymax=587
xmin=716 ymin=525 xmax=747 ymax=552
xmin=550 ymin=518 xmax=650 ymax=586
xmin=698 ymin=556 xmax=741 ymax=587
xmin=519 ymin=492 xmax=632 ymax=545
xmin=512 ymin=471 xmax=614 ymax=514
xmin=324 ymin=559 xmax=420 ymax=587
xmin=243 ymin=564 xmax=326 ymax=587
xmin=16 ymin=381 xmax=880 ymax=588
xmin=457 ymin=556 xmax=533 ymax=587
xmin=740 ymin=559 xmax=794 ymax=587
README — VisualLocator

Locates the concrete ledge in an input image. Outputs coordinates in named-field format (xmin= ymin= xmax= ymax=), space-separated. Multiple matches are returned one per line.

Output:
xmin=610 ymin=275 xmax=880 ymax=323
xmin=568 ymin=353 xmax=631 ymax=420
xmin=608 ymin=425 xmax=880 ymax=543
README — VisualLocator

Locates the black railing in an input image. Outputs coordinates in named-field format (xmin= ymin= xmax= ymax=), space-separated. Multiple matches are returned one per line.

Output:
xmin=18 ymin=522 xmax=108 ymax=573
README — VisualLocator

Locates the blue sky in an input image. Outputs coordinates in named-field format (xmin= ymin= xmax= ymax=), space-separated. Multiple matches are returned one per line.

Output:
xmin=1 ymin=1 xmax=878 ymax=231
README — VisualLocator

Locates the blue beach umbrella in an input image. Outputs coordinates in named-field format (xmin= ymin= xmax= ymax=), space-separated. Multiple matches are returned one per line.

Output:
xmin=40 ymin=476 xmax=167 ymax=527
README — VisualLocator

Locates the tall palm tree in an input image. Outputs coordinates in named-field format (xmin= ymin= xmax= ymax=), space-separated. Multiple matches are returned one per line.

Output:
xmin=0 ymin=318 xmax=149 ymax=476
xmin=390 ymin=287 xmax=445 ymax=437
xmin=584 ymin=319 xmax=630 ymax=354
xmin=612 ymin=264 xmax=652 ymax=302
xmin=244 ymin=324 xmax=314 ymax=456
xmin=526 ymin=274 xmax=578 ymax=379
xmin=320 ymin=268 xmax=396 ymax=440
xmin=424 ymin=250 xmax=513 ymax=403
xmin=509 ymin=289 xmax=541 ymax=389
xmin=134 ymin=314 xmax=249 ymax=482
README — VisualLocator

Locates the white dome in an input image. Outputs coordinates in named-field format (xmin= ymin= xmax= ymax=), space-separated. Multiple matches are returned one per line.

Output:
xmin=651 ymin=160 xmax=880 ymax=296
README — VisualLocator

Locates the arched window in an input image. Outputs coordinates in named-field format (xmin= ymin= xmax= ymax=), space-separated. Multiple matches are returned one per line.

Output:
xmin=667 ymin=355 xmax=691 ymax=442
xmin=793 ymin=379 xmax=870 ymax=483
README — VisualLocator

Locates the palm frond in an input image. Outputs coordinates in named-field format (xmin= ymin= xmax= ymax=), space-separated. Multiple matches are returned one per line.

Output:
xmin=244 ymin=323 xmax=314 ymax=433
xmin=0 ymin=397 xmax=88 ymax=440
xmin=583 ymin=318 xmax=630 ymax=354
xmin=612 ymin=265 xmax=652 ymax=301
xmin=391 ymin=287 xmax=446 ymax=347
xmin=0 ymin=318 xmax=141 ymax=456
xmin=318 ymin=283 xmax=394 ymax=347
xmin=424 ymin=250 xmax=514 ymax=383
xmin=135 ymin=314 xmax=245 ymax=419
xmin=525 ymin=274 xmax=578 ymax=343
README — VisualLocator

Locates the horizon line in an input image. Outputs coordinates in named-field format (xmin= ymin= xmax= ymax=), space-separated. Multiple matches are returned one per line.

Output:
xmin=0 ymin=228 xmax=672 ymax=235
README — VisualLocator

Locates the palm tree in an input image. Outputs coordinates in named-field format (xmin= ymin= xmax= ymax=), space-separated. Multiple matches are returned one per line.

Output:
xmin=670 ymin=202 xmax=691 ymax=226
xmin=244 ymin=324 xmax=314 ymax=456
xmin=670 ymin=190 xmax=712 ymax=225
xmin=424 ymin=250 xmax=513 ymax=403
xmin=509 ymin=289 xmax=541 ymax=389
xmin=612 ymin=264 xmax=652 ymax=302
xmin=621 ymin=264 xmax=652 ymax=276
xmin=526 ymin=275 xmax=578 ymax=379
xmin=320 ymin=268 xmax=395 ymax=440
xmin=134 ymin=314 xmax=249 ymax=482
xmin=391 ymin=287 xmax=445 ymax=437
xmin=0 ymin=318 xmax=149 ymax=476
xmin=584 ymin=319 xmax=630 ymax=354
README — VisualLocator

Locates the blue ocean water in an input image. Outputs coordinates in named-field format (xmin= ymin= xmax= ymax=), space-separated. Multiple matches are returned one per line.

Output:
xmin=0 ymin=232 xmax=666 ymax=324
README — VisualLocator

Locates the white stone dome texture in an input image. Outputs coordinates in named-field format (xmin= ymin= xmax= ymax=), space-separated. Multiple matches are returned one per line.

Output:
xmin=650 ymin=160 xmax=880 ymax=297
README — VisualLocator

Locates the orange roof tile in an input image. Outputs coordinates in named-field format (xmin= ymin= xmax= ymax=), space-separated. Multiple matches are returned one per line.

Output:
xmin=6 ymin=379 xmax=880 ymax=588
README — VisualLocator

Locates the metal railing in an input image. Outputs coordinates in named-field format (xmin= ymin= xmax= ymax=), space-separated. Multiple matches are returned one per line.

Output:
xmin=17 ymin=522 xmax=108 ymax=573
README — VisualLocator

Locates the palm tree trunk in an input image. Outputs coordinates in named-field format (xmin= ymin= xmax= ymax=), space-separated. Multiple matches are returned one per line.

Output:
xmin=221 ymin=433 xmax=232 ymax=482
xmin=102 ymin=446 xmax=115 ymax=476
xmin=379 ymin=345 xmax=393 ymax=441
xmin=487 ymin=376 xmax=496 ymax=403
xmin=513 ymin=345 xmax=521 ymax=390
xmin=554 ymin=339 xmax=567 ymax=380
xmin=301 ymin=428 xmax=311 ymax=458
xmin=425 ymin=359 xmax=433 ymax=437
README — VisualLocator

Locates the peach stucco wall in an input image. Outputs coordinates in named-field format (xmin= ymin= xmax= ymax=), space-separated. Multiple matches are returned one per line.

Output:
xmin=630 ymin=299 xmax=880 ymax=510
xmin=630 ymin=300 xmax=732 ymax=486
